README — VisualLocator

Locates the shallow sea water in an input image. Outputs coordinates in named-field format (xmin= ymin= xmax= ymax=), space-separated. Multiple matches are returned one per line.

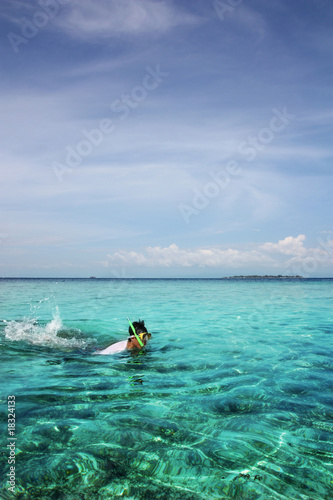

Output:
xmin=0 ymin=278 xmax=332 ymax=500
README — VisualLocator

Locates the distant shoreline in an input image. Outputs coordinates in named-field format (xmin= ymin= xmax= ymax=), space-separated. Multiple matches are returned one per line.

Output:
xmin=2 ymin=276 xmax=333 ymax=280
xmin=221 ymin=275 xmax=304 ymax=280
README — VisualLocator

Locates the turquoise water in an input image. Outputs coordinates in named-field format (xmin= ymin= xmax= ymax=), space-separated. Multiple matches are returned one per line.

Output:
xmin=1 ymin=278 xmax=333 ymax=500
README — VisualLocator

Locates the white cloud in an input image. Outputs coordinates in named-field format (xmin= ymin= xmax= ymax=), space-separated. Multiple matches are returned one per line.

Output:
xmin=101 ymin=235 xmax=333 ymax=276
xmin=102 ymin=243 xmax=273 ymax=268
xmin=260 ymin=235 xmax=307 ymax=256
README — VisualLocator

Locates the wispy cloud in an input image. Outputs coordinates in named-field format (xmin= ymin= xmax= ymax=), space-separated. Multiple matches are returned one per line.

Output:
xmin=53 ymin=0 xmax=199 ymax=38
xmin=0 ymin=0 xmax=332 ymax=277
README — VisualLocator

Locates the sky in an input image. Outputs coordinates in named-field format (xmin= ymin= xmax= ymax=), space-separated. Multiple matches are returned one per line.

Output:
xmin=0 ymin=0 xmax=332 ymax=278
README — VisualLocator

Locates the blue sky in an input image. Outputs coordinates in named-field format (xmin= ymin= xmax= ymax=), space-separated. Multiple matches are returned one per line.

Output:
xmin=0 ymin=0 xmax=332 ymax=277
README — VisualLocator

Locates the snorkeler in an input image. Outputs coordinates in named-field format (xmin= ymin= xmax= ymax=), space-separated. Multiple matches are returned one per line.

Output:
xmin=96 ymin=319 xmax=151 ymax=355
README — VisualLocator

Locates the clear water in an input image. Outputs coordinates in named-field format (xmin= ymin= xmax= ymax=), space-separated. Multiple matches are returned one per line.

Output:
xmin=0 ymin=278 xmax=332 ymax=500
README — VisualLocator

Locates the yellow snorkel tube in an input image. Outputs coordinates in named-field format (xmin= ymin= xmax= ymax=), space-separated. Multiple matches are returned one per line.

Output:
xmin=127 ymin=317 xmax=144 ymax=348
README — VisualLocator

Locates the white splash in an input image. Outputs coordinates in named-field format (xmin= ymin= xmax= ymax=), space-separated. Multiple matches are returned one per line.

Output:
xmin=4 ymin=307 xmax=89 ymax=350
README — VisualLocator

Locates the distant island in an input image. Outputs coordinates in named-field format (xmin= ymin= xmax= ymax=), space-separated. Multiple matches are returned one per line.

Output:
xmin=221 ymin=275 xmax=304 ymax=280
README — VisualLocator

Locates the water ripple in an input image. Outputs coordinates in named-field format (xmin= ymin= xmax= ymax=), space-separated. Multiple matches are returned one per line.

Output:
xmin=1 ymin=279 xmax=332 ymax=499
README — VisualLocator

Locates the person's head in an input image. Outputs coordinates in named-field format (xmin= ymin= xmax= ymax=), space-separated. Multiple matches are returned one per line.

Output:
xmin=127 ymin=320 xmax=151 ymax=349
xmin=129 ymin=320 xmax=147 ymax=336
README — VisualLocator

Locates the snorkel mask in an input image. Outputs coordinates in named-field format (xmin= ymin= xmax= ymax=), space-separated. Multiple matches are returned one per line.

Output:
xmin=138 ymin=332 xmax=152 ymax=342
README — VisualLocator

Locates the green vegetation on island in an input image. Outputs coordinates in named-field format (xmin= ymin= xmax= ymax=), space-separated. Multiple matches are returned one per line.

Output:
xmin=221 ymin=275 xmax=304 ymax=280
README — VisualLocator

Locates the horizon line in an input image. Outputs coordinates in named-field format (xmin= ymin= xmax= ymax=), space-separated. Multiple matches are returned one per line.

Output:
xmin=1 ymin=276 xmax=333 ymax=280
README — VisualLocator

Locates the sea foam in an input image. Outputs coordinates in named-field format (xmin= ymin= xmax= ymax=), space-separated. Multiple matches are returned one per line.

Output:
xmin=4 ymin=307 xmax=89 ymax=350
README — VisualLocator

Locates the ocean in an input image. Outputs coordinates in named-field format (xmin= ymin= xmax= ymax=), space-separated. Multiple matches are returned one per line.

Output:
xmin=0 ymin=278 xmax=332 ymax=499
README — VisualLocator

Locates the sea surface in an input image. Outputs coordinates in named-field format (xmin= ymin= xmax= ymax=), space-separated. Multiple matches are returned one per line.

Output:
xmin=0 ymin=278 xmax=332 ymax=500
